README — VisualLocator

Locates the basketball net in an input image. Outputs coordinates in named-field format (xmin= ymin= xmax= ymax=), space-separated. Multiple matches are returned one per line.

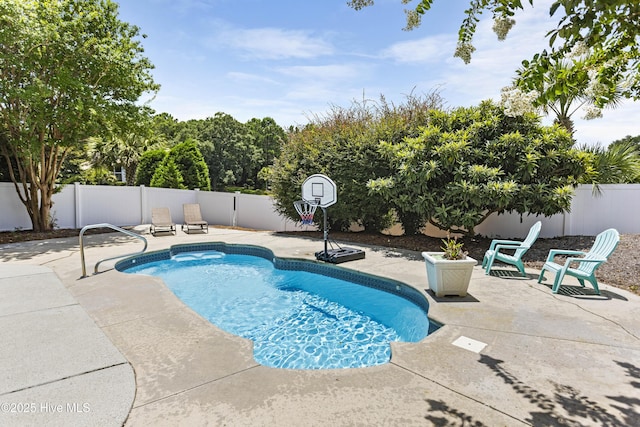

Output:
xmin=294 ymin=200 xmax=319 ymax=225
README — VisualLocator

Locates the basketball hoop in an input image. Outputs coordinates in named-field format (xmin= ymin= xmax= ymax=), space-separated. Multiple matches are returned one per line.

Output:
xmin=295 ymin=174 xmax=365 ymax=263
xmin=294 ymin=200 xmax=318 ymax=225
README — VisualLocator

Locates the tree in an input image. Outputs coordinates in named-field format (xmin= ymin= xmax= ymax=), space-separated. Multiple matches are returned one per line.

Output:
xmin=150 ymin=113 xmax=179 ymax=145
xmin=147 ymin=113 xmax=288 ymax=191
xmin=348 ymin=1 xmax=640 ymax=109
xmin=150 ymin=157 xmax=185 ymax=189
xmin=367 ymin=101 xmax=588 ymax=235
xmin=246 ymin=117 xmax=287 ymax=188
xmin=502 ymin=52 xmax=623 ymax=134
xmin=87 ymin=126 xmax=152 ymax=186
xmin=135 ymin=149 xmax=167 ymax=186
xmin=168 ymin=139 xmax=211 ymax=190
xmin=55 ymin=140 xmax=92 ymax=184
xmin=246 ymin=117 xmax=285 ymax=162
xmin=197 ymin=113 xmax=253 ymax=190
xmin=0 ymin=0 xmax=158 ymax=231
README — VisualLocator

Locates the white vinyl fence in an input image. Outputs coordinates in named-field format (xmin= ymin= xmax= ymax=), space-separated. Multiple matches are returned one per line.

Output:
xmin=474 ymin=184 xmax=640 ymax=238
xmin=0 ymin=182 xmax=638 ymax=238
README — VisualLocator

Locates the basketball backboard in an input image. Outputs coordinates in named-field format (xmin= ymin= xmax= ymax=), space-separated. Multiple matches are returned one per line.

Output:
xmin=301 ymin=174 xmax=337 ymax=208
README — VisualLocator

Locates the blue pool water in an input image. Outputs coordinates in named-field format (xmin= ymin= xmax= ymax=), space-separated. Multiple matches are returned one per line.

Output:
xmin=119 ymin=245 xmax=434 ymax=370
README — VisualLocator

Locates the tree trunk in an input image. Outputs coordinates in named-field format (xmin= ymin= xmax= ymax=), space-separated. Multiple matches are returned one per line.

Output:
xmin=1 ymin=143 xmax=60 ymax=232
xmin=554 ymin=115 xmax=575 ymax=136
xmin=125 ymin=163 xmax=137 ymax=186
xmin=22 ymin=165 xmax=54 ymax=232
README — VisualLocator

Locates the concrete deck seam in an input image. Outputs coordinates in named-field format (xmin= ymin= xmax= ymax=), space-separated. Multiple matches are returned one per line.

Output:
xmin=433 ymin=323 xmax=640 ymax=350
xmin=40 ymin=249 xmax=78 ymax=266
xmin=572 ymin=305 xmax=640 ymax=341
xmin=528 ymin=283 xmax=640 ymax=341
xmin=98 ymin=307 xmax=195 ymax=329
xmin=0 ymin=270 xmax=56 ymax=279
xmin=0 ymin=302 xmax=79 ymax=319
xmin=131 ymin=363 xmax=262 ymax=409
xmin=96 ymin=314 xmax=150 ymax=329
xmin=390 ymin=361 xmax=529 ymax=426
xmin=0 ymin=362 xmax=130 ymax=396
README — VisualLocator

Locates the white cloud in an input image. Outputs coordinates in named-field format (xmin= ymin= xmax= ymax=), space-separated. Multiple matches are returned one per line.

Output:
xmin=381 ymin=35 xmax=454 ymax=64
xmin=573 ymin=101 xmax=640 ymax=147
xmin=226 ymin=72 xmax=280 ymax=86
xmin=410 ymin=5 xmax=553 ymax=107
xmin=276 ymin=64 xmax=362 ymax=81
xmin=216 ymin=27 xmax=334 ymax=60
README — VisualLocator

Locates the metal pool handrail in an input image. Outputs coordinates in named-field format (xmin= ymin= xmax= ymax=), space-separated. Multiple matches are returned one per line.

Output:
xmin=79 ymin=223 xmax=148 ymax=277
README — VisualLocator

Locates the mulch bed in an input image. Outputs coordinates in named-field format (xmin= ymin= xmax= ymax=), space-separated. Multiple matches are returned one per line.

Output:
xmin=279 ymin=230 xmax=640 ymax=296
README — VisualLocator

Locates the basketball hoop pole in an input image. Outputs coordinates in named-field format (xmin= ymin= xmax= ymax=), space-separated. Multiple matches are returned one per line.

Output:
xmin=322 ymin=206 xmax=328 ymax=258
xmin=299 ymin=173 xmax=364 ymax=263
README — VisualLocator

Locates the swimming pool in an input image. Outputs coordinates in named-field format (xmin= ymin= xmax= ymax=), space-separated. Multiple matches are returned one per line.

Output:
xmin=116 ymin=242 xmax=439 ymax=370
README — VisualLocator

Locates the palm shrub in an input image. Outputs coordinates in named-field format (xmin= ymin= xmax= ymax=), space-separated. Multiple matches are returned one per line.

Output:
xmin=579 ymin=138 xmax=640 ymax=188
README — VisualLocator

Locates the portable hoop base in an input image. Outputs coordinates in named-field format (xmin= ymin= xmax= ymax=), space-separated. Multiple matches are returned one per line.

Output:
xmin=314 ymin=206 xmax=365 ymax=264
xmin=315 ymin=247 xmax=366 ymax=264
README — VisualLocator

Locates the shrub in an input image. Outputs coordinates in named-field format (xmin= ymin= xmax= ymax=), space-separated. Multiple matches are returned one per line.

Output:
xmin=169 ymin=139 xmax=211 ymax=190
xmin=368 ymin=101 xmax=588 ymax=235
xmin=271 ymin=92 xmax=444 ymax=232
xmin=150 ymin=157 xmax=186 ymax=189
xmin=135 ymin=149 xmax=167 ymax=186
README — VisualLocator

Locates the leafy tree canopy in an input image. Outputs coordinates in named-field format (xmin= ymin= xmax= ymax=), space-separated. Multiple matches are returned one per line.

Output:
xmin=0 ymin=0 xmax=158 ymax=230
xmin=194 ymin=113 xmax=254 ymax=190
xmin=135 ymin=149 xmax=167 ymax=186
xmin=150 ymin=156 xmax=185 ymax=189
xmin=168 ymin=139 xmax=211 ymax=190
xmin=348 ymin=1 xmax=640 ymax=109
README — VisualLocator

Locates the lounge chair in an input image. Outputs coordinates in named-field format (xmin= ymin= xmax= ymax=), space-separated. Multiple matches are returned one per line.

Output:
xmin=151 ymin=207 xmax=176 ymax=236
xmin=537 ymin=228 xmax=619 ymax=295
xmin=182 ymin=203 xmax=209 ymax=234
xmin=482 ymin=221 xmax=542 ymax=276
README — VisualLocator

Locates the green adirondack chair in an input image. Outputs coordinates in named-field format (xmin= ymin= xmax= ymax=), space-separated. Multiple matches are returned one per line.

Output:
xmin=482 ymin=221 xmax=542 ymax=276
xmin=537 ymin=228 xmax=620 ymax=295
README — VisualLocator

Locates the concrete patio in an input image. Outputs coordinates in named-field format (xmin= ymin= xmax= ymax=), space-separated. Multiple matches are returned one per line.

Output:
xmin=1 ymin=227 xmax=639 ymax=426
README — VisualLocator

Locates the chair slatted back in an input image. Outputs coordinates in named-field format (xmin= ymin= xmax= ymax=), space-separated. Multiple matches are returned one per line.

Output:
xmin=577 ymin=228 xmax=619 ymax=274
xmin=183 ymin=203 xmax=203 ymax=222
xmin=514 ymin=221 xmax=542 ymax=259
xmin=152 ymin=207 xmax=172 ymax=224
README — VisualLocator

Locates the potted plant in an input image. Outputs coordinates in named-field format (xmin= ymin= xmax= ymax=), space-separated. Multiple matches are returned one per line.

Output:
xmin=422 ymin=237 xmax=477 ymax=297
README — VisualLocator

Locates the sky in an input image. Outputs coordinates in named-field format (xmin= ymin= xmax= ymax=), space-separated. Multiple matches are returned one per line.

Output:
xmin=116 ymin=0 xmax=639 ymax=147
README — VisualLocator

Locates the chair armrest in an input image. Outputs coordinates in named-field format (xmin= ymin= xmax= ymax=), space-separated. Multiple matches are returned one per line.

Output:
xmin=494 ymin=243 xmax=528 ymax=254
xmin=545 ymin=249 xmax=585 ymax=262
xmin=565 ymin=256 xmax=606 ymax=265
xmin=489 ymin=239 xmax=521 ymax=251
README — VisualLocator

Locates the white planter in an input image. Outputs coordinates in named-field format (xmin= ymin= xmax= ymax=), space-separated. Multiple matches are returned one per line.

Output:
xmin=421 ymin=252 xmax=477 ymax=297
